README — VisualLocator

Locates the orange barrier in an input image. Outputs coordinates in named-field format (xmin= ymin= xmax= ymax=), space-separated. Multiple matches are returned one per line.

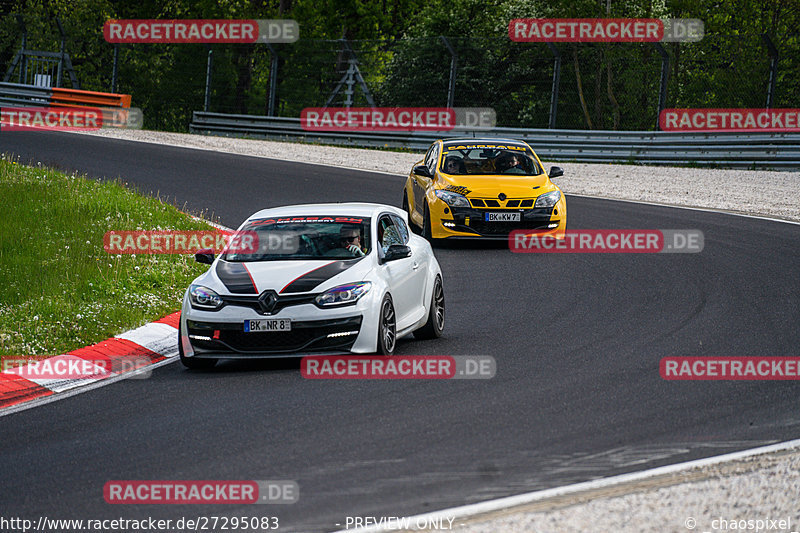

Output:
xmin=49 ymin=87 xmax=131 ymax=109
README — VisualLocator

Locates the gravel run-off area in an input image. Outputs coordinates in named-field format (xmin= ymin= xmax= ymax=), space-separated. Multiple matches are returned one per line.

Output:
xmin=453 ymin=446 xmax=800 ymax=533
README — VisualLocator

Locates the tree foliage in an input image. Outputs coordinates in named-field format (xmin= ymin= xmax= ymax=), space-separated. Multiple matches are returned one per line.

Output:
xmin=1 ymin=0 xmax=797 ymax=130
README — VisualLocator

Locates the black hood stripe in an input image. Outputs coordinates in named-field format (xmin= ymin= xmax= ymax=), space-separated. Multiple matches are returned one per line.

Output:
xmin=280 ymin=258 xmax=363 ymax=294
xmin=216 ymin=261 xmax=258 ymax=294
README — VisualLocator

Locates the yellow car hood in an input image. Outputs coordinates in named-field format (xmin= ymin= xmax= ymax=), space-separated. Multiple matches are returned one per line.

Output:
xmin=437 ymin=173 xmax=553 ymax=198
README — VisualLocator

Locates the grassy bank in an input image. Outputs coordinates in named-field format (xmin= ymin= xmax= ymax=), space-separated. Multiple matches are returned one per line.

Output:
xmin=0 ymin=156 xmax=212 ymax=355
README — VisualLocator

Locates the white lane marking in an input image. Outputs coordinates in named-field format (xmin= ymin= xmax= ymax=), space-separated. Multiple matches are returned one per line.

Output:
xmin=333 ymin=437 xmax=800 ymax=532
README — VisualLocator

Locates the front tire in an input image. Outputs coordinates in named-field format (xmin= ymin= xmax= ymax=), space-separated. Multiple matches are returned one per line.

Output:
xmin=376 ymin=295 xmax=397 ymax=355
xmin=414 ymin=275 xmax=445 ymax=340
xmin=178 ymin=320 xmax=217 ymax=369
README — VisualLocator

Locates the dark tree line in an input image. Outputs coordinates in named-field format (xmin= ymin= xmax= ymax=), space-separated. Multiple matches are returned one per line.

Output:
xmin=1 ymin=0 xmax=797 ymax=131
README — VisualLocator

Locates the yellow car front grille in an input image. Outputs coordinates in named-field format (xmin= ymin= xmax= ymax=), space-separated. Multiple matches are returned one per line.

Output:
xmin=469 ymin=198 xmax=536 ymax=208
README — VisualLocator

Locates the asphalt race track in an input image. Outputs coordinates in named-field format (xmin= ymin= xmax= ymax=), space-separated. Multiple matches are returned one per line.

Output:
xmin=2 ymin=131 xmax=799 ymax=532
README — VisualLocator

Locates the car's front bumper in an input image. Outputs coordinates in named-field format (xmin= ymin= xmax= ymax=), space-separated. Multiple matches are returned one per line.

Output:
xmin=186 ymin=316 xmax=363 ymax=357
xmin=180 ymin=292 xmax=380 ymax=358
xmin=429 ymin=201 xmax=566 ymax=239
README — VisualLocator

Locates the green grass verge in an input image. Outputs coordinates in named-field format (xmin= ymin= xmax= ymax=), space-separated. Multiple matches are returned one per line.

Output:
xmin=0 ymin=156 xmax=213 ymax=356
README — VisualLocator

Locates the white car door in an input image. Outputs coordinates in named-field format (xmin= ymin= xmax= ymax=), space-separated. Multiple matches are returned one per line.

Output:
xmin=391 ymin=213 xmax=428 ymax=312
xmin=377 ymin=214 xmax=425 ymax=329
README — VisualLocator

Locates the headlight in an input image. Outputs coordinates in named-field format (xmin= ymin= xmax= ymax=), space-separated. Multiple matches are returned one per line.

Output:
xmin=189 ymin=284 xmax=223 ymax=310
xmin=315 ymin=282 xmax=371 ymax=307
xmin=434 ymin=189 xmax=470 ymax=207
xmin=535 ymin=190 xmax=561 ymax=208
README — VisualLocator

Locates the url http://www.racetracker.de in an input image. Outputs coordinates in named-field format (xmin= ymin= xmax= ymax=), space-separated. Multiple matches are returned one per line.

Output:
xmin=0 ymin=515 xmax=281 ymax=532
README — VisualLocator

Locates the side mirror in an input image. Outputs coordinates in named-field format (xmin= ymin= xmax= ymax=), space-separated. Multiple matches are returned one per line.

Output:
xmin=413 ymin=165 xmax=433 ymax=178
xmin=384 ymin=244 xmax=412 ymax=262
xmin=195 ymin=248 xmax=215 ymax=265
xmin=548 ymin=166 xmax=564 ymax=179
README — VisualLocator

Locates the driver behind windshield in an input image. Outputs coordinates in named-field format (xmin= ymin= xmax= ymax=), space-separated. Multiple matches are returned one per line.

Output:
xmin=495 ymin=152 xmax=527 ymax=174
xmin=339 ymin=225 xmax=365 ymax=257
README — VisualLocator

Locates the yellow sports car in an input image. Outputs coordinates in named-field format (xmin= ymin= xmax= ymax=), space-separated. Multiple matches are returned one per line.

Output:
xmin=402 ymin=138 xmax=566 ymax=240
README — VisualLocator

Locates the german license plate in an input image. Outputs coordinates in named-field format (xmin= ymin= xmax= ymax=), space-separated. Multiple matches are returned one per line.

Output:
xmin=244 ymin=319 xmax=291 ymax=332
xmin=485 ymin=212 xmax=521 ymax=222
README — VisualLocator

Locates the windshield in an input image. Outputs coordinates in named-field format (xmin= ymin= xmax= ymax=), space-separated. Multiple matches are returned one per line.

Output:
xmin=441 ymin=145 xmax=542 ymax=176
xmin=222 ymin=216 xmax=371 ymax=262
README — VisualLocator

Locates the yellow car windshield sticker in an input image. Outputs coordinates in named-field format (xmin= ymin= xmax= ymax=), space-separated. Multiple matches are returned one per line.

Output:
xmin=445 ymin=144 xmax=527 ymax=151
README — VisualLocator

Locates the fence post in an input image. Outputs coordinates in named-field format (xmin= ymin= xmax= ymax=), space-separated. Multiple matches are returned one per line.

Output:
xmin=204 ymin=48 xmax=213 ymax=112
xmin=440 ymin=36 xmax=457 ymax=108
xmin=55 ymin=17 xmax=67 ymax=87
xmin=762 ymin=34 xmax=778 ymax=109
xmin=111 ymin=44 xmax=119 ymax=93
xmin=16 ymin=15 xmax=26 ymax=84
xmin=546 ymin=43 xmax=561 ymax=129
xmin=655 ymin=43 xmax=669 ymax=131
xmin=266 ymin=43 xmax=278 ymax=116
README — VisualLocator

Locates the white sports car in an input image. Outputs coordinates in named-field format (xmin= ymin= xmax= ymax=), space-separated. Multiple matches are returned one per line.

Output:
xmin=179 ymin=203 xmax=445 ymax=368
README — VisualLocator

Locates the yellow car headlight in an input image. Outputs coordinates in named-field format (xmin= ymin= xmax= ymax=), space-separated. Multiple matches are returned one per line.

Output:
xmin=535 ymin=190 xmax=561 ymax=208
xmin=435 ymin=189 xmax=470 ymax=207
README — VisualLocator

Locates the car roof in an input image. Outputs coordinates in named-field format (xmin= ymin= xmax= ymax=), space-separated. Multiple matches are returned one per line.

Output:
xmin=246 ymin=202 xmax=402 ymax=221
xmin=441 ymin=138 xmax=531 ymax=147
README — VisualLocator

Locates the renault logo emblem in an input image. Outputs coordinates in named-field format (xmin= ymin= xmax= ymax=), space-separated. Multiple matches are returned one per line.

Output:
xmin=258 ymin=290 xmax=278 ymax=314
xmin=498 ymin=193 xmax=507 ymax=201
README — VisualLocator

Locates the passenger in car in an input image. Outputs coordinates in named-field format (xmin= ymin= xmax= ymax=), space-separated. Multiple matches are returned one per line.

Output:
xmin=443 ymin=156 xmax=467 ymax=175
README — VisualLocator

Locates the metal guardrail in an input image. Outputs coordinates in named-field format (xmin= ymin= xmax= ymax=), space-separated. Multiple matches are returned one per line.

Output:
xmin=189 ymin=112 xmax=800 ymax=170
xmin=0 ymin=82 xmax=131 ymax=109
xmin=0 ymin=82 xmax=51 ymax=107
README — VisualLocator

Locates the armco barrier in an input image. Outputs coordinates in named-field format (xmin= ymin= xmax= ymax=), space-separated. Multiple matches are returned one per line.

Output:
xmin=0 ymin=82 xmax=131 ymax=109
xmin=189 ymin=112 xmax=800 ymax=170
xmin=50 ymin=87 xmax=131 ymax=108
